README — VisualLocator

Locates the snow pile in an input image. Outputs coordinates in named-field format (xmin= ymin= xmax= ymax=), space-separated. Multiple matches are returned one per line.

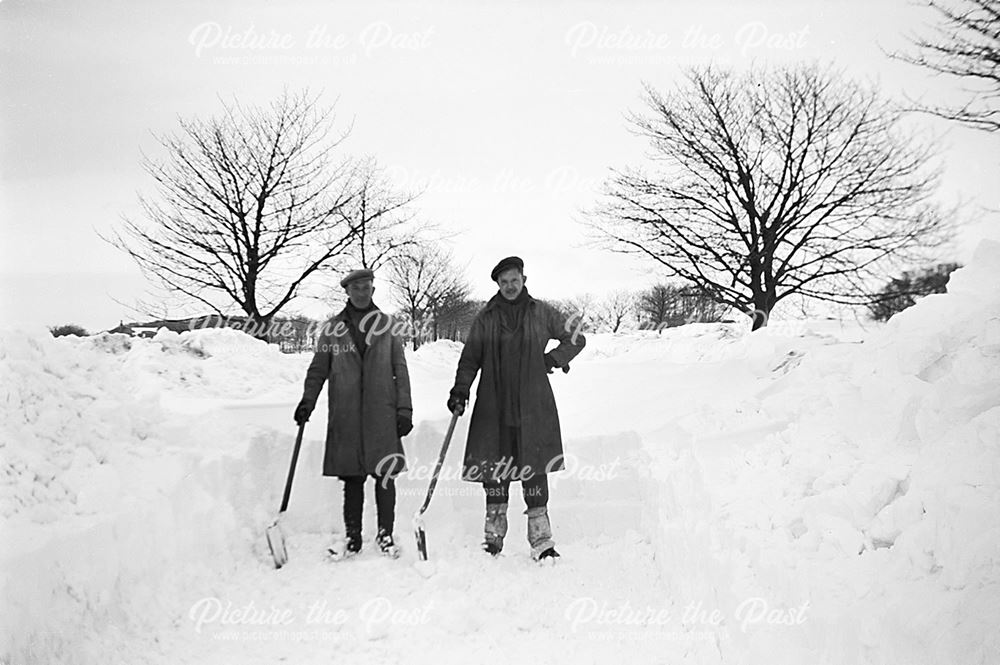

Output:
xmin=641 ymin=241 xmax=1000 ymax=664
xmin=0 ymin=328 xmax=303 ymax=522
xmin=0 ymin=328 xmax=164 ymax=521
xmin=68 ymin=327 xmax=302 ymax=399
xmin=411 ymin=338 xmax=463 ymax=364
xmin=0 ymin=327 xmax=305 ymax=663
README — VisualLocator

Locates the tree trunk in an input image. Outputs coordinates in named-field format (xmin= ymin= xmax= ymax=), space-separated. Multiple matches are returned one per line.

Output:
xmin=750 ymin=295 xmax=772 ymax=331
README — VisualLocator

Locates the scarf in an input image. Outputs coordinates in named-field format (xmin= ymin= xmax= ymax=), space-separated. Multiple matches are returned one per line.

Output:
xmin=494 ymin=287 xmax=530 ymax=426
xmin=344 ymin=300 xmax=379 ymax=357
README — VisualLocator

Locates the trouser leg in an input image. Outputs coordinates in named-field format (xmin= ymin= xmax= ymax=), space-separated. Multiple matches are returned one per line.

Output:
xmin=372 ymin=474 xmax=396 ymax=535
xmin=522 ymin=473 xmax=549 ymax=509
xmin=483 ymin=479 xmax=510 ymax=505
xmin=340 ymin=475 xmax=365 ymax=546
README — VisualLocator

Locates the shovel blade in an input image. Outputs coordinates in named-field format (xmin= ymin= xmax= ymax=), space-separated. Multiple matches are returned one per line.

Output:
xmin=415 ymin=527 xmax=428 ymax=561
xmin=414 ymin=515 xmax=428 ymax=561
xmin=266 ymin=522 xmax=288 ymax=569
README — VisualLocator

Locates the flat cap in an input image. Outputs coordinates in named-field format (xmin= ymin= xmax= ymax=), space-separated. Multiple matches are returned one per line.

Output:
xmin=490 ymin=256 xmax=524 ymax=281
xmin=340 ymin=268 xmax=374 ymax=288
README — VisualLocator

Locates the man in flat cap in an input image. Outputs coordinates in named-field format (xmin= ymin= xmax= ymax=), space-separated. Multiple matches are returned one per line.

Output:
xmin=448 ymin=256 xmax=586 ymax=561
xmin=295 ymin=268 xmax=413 ymax=558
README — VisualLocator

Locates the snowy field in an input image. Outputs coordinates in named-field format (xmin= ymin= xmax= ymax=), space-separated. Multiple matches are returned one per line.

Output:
xmin=2 ymin=241 xmax=999 ymax=665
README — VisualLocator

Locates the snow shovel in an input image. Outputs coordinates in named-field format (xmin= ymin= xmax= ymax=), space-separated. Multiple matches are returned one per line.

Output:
xmin=266 ymin=422 xmax=305 ymax=569
xmin=413 ymin=410 xmax=460 ymax=561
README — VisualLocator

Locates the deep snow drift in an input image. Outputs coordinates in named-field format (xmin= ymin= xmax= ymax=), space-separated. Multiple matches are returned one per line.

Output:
xmin=2 ymin=241 xmax=998 ymax=664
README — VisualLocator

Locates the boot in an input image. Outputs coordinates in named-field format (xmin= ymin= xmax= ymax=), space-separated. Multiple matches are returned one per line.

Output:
xmin=327 ymin=526 xmax=362 ymax=559
xmin=483 ymin=502 xmax=508 ymax=556
xmin=537 ymin=546 xmax=560 ymax=560
xmin=376 ymin=528 xmax=400 ymax=558
xmin=526 ymin=506 xmax=556 ymax=561
xmin=345 ymin=527 xmax=362 ymax=555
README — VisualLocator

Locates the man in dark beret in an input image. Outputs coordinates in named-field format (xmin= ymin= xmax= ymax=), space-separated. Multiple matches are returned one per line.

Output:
xmin=295 ymin=268 xmax=413 ymax=558
xmin=448 ymin=256 xmax=586 ymax=561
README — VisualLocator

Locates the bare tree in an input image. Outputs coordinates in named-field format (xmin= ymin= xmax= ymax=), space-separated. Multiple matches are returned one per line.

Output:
xmin=593 ymin=290 xmax=636 ymax=333
xmin=340 ymin=157 xmax=423 ymax=271
xmin=542 ymin=294 xmax=595 ymax=333
xmin=636 ymin=284 xmax=672 ymax=331
xmin=667 ymin=285 xmax=731 ymax=327
xmin=427 ymin=280 xmax=476 ymax=343
xmin=270 ymin=314 xmax=321 ymax=353
xmin=637 ymin=283 xmax=728 ymax=331
xmin=436 ymin=298 xmax=483 ymax=343
xmin=892 ymin=0 xmax=1000 ymax=132
xmin=387 ymin=244 xmax=470 ymax=350
xmin=105 ymin=90 xmax=400 ymax=338
xmin=551 ymin=294 xmax=598 ymax=332
xmin=587 ymin=64 xmax=951 ymax=330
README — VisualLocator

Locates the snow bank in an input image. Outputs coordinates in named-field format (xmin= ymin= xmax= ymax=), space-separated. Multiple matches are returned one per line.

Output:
xmin=0 ymin=328 xmax=303 ymax=662
xmin=70 ymin=327 xmax=302 ymax=400
xmin=1 ymin=328 xmax=303 ymax=521
xmin=639 ymin=241 xmax=1000 ymax=663
xmin=410 ymin=338 xmax=463 ymax=364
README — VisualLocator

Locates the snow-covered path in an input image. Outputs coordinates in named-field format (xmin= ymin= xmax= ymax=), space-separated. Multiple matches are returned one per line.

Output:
xmin=148 ymin=424 xmax=714 ymax=664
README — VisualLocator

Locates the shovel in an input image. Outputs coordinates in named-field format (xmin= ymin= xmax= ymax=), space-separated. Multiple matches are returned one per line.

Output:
xmin=413 ymin=410 xmax=460 ymax=561
xmin=266 ymin=422 xmax=305 ymax=569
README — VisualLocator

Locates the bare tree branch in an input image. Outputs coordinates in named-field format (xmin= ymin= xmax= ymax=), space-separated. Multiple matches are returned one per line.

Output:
xmin=890 ymin=0 xmax=1000 ymax=132
xmin=585 ymin=64 xmax=953 ymax=329
xmin=102 ymin=90 xmax=417 ymax=337
xmin=386 ymin=243 xmax=471 ymax=350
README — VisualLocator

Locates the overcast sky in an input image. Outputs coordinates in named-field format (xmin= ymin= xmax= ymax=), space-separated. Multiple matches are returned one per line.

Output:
xmin=1 ymin=0 xmax=998 ymax=331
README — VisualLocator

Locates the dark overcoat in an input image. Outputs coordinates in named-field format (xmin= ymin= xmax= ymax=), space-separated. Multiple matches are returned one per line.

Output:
xmin=301 ymin=307 xmax=412 ymax=478
xmin=452 ymin=293 xmax=586 ymax=482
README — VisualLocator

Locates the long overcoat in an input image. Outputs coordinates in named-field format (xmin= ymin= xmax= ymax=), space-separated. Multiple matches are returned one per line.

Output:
xmin=452 ymin=293 xmax=586 ymax=482
xmin=301 ymin=307 xmax=412 ymax=478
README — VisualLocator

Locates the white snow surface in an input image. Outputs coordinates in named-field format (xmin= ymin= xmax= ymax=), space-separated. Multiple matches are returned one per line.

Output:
xmin=2 ymin=241 xmax=999 ymax=664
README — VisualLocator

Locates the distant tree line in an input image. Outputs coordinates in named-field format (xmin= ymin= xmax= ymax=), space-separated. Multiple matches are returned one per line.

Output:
xmin=49 ymin=324 xmax=89 ymax=338
xmin=547 ymin=284 xmax=734 ymax=334
xmin=867 ymin=263 xmax=962 ymax=321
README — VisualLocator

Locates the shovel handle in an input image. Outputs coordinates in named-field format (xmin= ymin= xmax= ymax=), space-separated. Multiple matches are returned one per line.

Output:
xmin=416 ymin=410 xmax=460 ymax=517
xmin=279 ymin=422 xmax=306 ymax=514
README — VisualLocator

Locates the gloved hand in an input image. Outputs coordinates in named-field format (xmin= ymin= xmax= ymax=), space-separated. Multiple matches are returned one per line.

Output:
xmin=544 ymin=353 xmax=558 ymax=374
xmin=447 ymin=392 xmax=467 ymax=416
xmin=544 ymin=353 xmax=571 ymax=374
xmin=294 ymin=400 xmax=312 ymax=425
xmin=397 ymin=412 xmax=413 ymax=437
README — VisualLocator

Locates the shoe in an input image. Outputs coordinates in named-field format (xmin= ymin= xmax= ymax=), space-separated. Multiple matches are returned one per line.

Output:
xmin=482 ymin=537 xmax=502 ymax=556
xmin=484 ymin=502 xmax=508 ymax=557
xmin=537 ymin=546 xmax=560 ymax=561
xmin=376 ymin=528 xmax=400 ymax=558
xmin=327 ymin=530 xmax=362 ymax=560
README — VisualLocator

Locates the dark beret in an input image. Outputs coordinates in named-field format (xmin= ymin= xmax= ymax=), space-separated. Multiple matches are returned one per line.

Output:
xmin=340 ymin=268 xmax=374 ymax=287
xmin=490 ymin=256 xmax=524 ymax=281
